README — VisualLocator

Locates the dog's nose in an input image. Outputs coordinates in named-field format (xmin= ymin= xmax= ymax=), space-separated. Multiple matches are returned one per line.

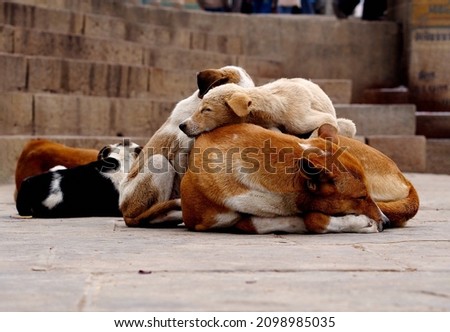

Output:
xmin=179 ymin=123 xmax=187 ymax=133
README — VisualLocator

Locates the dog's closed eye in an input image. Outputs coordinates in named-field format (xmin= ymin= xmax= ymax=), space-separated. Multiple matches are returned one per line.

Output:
xmin=201 ymin=107 xmax=212 ymax=114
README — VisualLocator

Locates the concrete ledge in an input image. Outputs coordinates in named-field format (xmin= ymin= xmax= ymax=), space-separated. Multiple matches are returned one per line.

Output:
xmin=426 ymin=139 xmax=450 ymax=174
xmin=336 ymin=104 xmax=416 ymax=136
xmin=366 ymin=135 xmax=427 ymax=173
xmin=416 ymin=112 xmax=450 ymax=139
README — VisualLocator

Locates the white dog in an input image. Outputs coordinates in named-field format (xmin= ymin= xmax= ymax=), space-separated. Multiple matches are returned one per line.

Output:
xmin=179 ymin=78 xmax=356 ymax=138
xmin=119 ymin=66 xmax=255 ymax=227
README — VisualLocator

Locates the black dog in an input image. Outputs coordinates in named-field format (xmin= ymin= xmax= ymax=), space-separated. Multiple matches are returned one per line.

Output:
xmin=16 ymin=141 xmax=142 ymax=218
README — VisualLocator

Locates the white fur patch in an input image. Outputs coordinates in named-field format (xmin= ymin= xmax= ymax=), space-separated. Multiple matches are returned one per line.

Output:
xmin=42 ymin=173 xmax=63 ymax=210
xmin=251 ymin=216 xmax=307 ymax=234
xmin=49 ymin=165 xmax=67 ymax=172
xmin=212 ymin=212 xmax=240 ymax=229
xmin=224 ymin=191 xmax=299 ymax=217
xmin=326 ymin=215 xmax=379 ymax=233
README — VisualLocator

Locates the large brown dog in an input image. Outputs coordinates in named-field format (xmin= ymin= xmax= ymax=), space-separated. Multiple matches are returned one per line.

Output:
xmin=180 ymin=124 xmax=419 ymax=234
xmin=15 ymin=139 xmax=98 ymax=199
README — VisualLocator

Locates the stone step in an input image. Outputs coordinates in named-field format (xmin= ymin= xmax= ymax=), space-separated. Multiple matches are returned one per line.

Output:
xmin=0 ymin=1 xmax=245 ymax=56
xmin=0 ymin=52 xmax=199 ymax=99
xmin=426 ymin=139 xmax=450 ymax=174
xmin=365 ymin=135 xmax=427 ymax=173
xmin=0 ymin=92 xmax=176 ymax=137
xmin=1 ymin=0 xmax=121 ymax=14
xmin=416 ymin=112 xmax=450 ymax=139
xmin=335 ymin=104 xmax=416 ymax=136
xmin=1 ymin=1 xmax=402 ymax=104
xmin=0 ymin=135 xmax=149 ymax=184
xmin=0 ymin=22 xmax=283 ymax=77
xmin=0 ymin=54 xmax=351 ymax=104
xmin=3 ymin=91 xmax=397 ymax=138
xmin=362 ymin=86 xmax=410 ymax=104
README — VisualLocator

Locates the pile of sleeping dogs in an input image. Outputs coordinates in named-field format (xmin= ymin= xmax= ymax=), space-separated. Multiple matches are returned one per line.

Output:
xmin=15 ymin=65 xmax=419 ymax=234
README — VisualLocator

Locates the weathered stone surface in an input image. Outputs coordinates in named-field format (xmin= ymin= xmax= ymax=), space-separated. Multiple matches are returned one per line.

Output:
xmin=111 ymin=98 xmax=173 ymax=137
xmin=0 ymin=25 xmax=14 ymax=53
xmin=0 ymin=93 xmax=33 ymax=135
xmin=0 ymin=54 xmax=27 ymax=91
xmin=426 ymin=139 xmax=450 ymax=174
xmin=336 ymin=104 xmax=416 ymax=136
xmin=416 ymin=112 xmax=450 ymax=138
xmin=313 ymin=79 xmax=352 ymax=104
xmin=84 ymin=13 xmax=126 ymax=40
xmin=0 ymin=172 xmax=450 ymax=311
xmin=366 ymin=135 xmax=427 ymax=173
xmin=0 ymin=1 xmax=83 ymax=34
xmin=34 ymin=94 xmax=111 ymax=136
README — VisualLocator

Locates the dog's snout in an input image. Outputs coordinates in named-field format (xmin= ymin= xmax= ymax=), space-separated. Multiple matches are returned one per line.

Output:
xmin=179 ymin=122 xmax=187 ymax=133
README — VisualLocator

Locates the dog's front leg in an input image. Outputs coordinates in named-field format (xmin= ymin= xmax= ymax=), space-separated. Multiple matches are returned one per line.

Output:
xmin=304 ymin=212 xmax=380 ymax=233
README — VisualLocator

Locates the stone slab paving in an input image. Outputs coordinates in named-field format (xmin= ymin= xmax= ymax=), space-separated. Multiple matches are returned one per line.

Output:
xmin=0 ymin=173 xmax=449 ymax=312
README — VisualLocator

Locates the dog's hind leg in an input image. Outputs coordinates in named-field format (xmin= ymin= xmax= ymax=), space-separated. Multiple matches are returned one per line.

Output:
xmin=120 ymin=154 xmax=177 ymax=227
xmin=286 ymin=110 xmax=338 ymax=136
xmin=376 ymin=182 xmax=419 ymax=228
xmin=123 ymin=199 xmax=183 ymax=227
xmin=234 ymin=216 xmax=307 ymax=234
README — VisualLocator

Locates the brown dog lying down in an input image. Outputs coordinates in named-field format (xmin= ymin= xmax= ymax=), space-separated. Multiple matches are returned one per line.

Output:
xmin=15 ymin=139 xmax=98 ymax=200
xmin=180 ymin=124 xmax=419 ymax=234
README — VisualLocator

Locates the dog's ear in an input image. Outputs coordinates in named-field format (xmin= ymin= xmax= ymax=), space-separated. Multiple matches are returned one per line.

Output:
xmin=226 ymin=92 xmax=252 ymax=117
xmin=133 ymin=145 xmax=143 ymax=158
xmin=298 ymin=149 xmax=334 ymax=191
xmin=96 ymin=157 xmax=120 ymax=173
xmin=197 ymin=70 xmax=228 ymax=98
xmin=97 ymin=146 xmax=112 ymax=160
xmin=318 ymin=123 xmax=340 ymax=145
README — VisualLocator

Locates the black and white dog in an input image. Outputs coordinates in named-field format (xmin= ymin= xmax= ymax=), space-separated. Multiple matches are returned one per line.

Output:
xmin=16 ymin=140 xmax=142 ymax=218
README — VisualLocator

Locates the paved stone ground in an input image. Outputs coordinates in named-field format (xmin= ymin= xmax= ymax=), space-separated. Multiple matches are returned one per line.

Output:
xmin=0 ymin=173 xmax=449 ymax=312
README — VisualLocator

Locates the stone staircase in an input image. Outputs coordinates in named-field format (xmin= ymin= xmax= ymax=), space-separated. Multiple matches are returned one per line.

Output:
xmin=0 ymin=0 xmax=446 ymax=184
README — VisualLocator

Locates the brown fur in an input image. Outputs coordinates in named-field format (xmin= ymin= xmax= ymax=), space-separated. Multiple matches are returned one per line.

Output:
xmin=15 ymin=139 xmax=98 ymax=199
xmin=181 ymin=124 xmax=387 ymax=233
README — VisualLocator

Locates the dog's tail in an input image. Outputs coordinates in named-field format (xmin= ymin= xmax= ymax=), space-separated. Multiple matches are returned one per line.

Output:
xmin=376 ymin=180 xmax=419 ymax=228
xmin=336 ymin=118 xmax=356 ymax=138
xmin=123 ymin=199 xmax=183 ymax=227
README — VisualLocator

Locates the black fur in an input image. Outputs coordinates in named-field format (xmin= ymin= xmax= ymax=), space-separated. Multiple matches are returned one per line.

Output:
xmin=16 ymin=157 xmax=121 ymax=218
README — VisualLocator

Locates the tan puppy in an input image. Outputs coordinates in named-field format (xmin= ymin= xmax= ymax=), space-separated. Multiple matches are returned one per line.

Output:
xmin=15 ymin=139 xmax=98 ymax=199
xmin=180 ymin=123 xmax=419 ymax=234
xmin=119 ymin=66 xmax=255 ymax=227
xmin=179 ymin=78 xmax=356 ymax=138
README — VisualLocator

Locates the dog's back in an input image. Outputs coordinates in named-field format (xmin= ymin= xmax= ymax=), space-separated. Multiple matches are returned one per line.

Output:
xmin=16 ymin=159 xmax=121 ymax=217
xmin=15 ymin=139 xmax=98 ymax=195
xmin=16 ymin=142 xmax=142 ymax=218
